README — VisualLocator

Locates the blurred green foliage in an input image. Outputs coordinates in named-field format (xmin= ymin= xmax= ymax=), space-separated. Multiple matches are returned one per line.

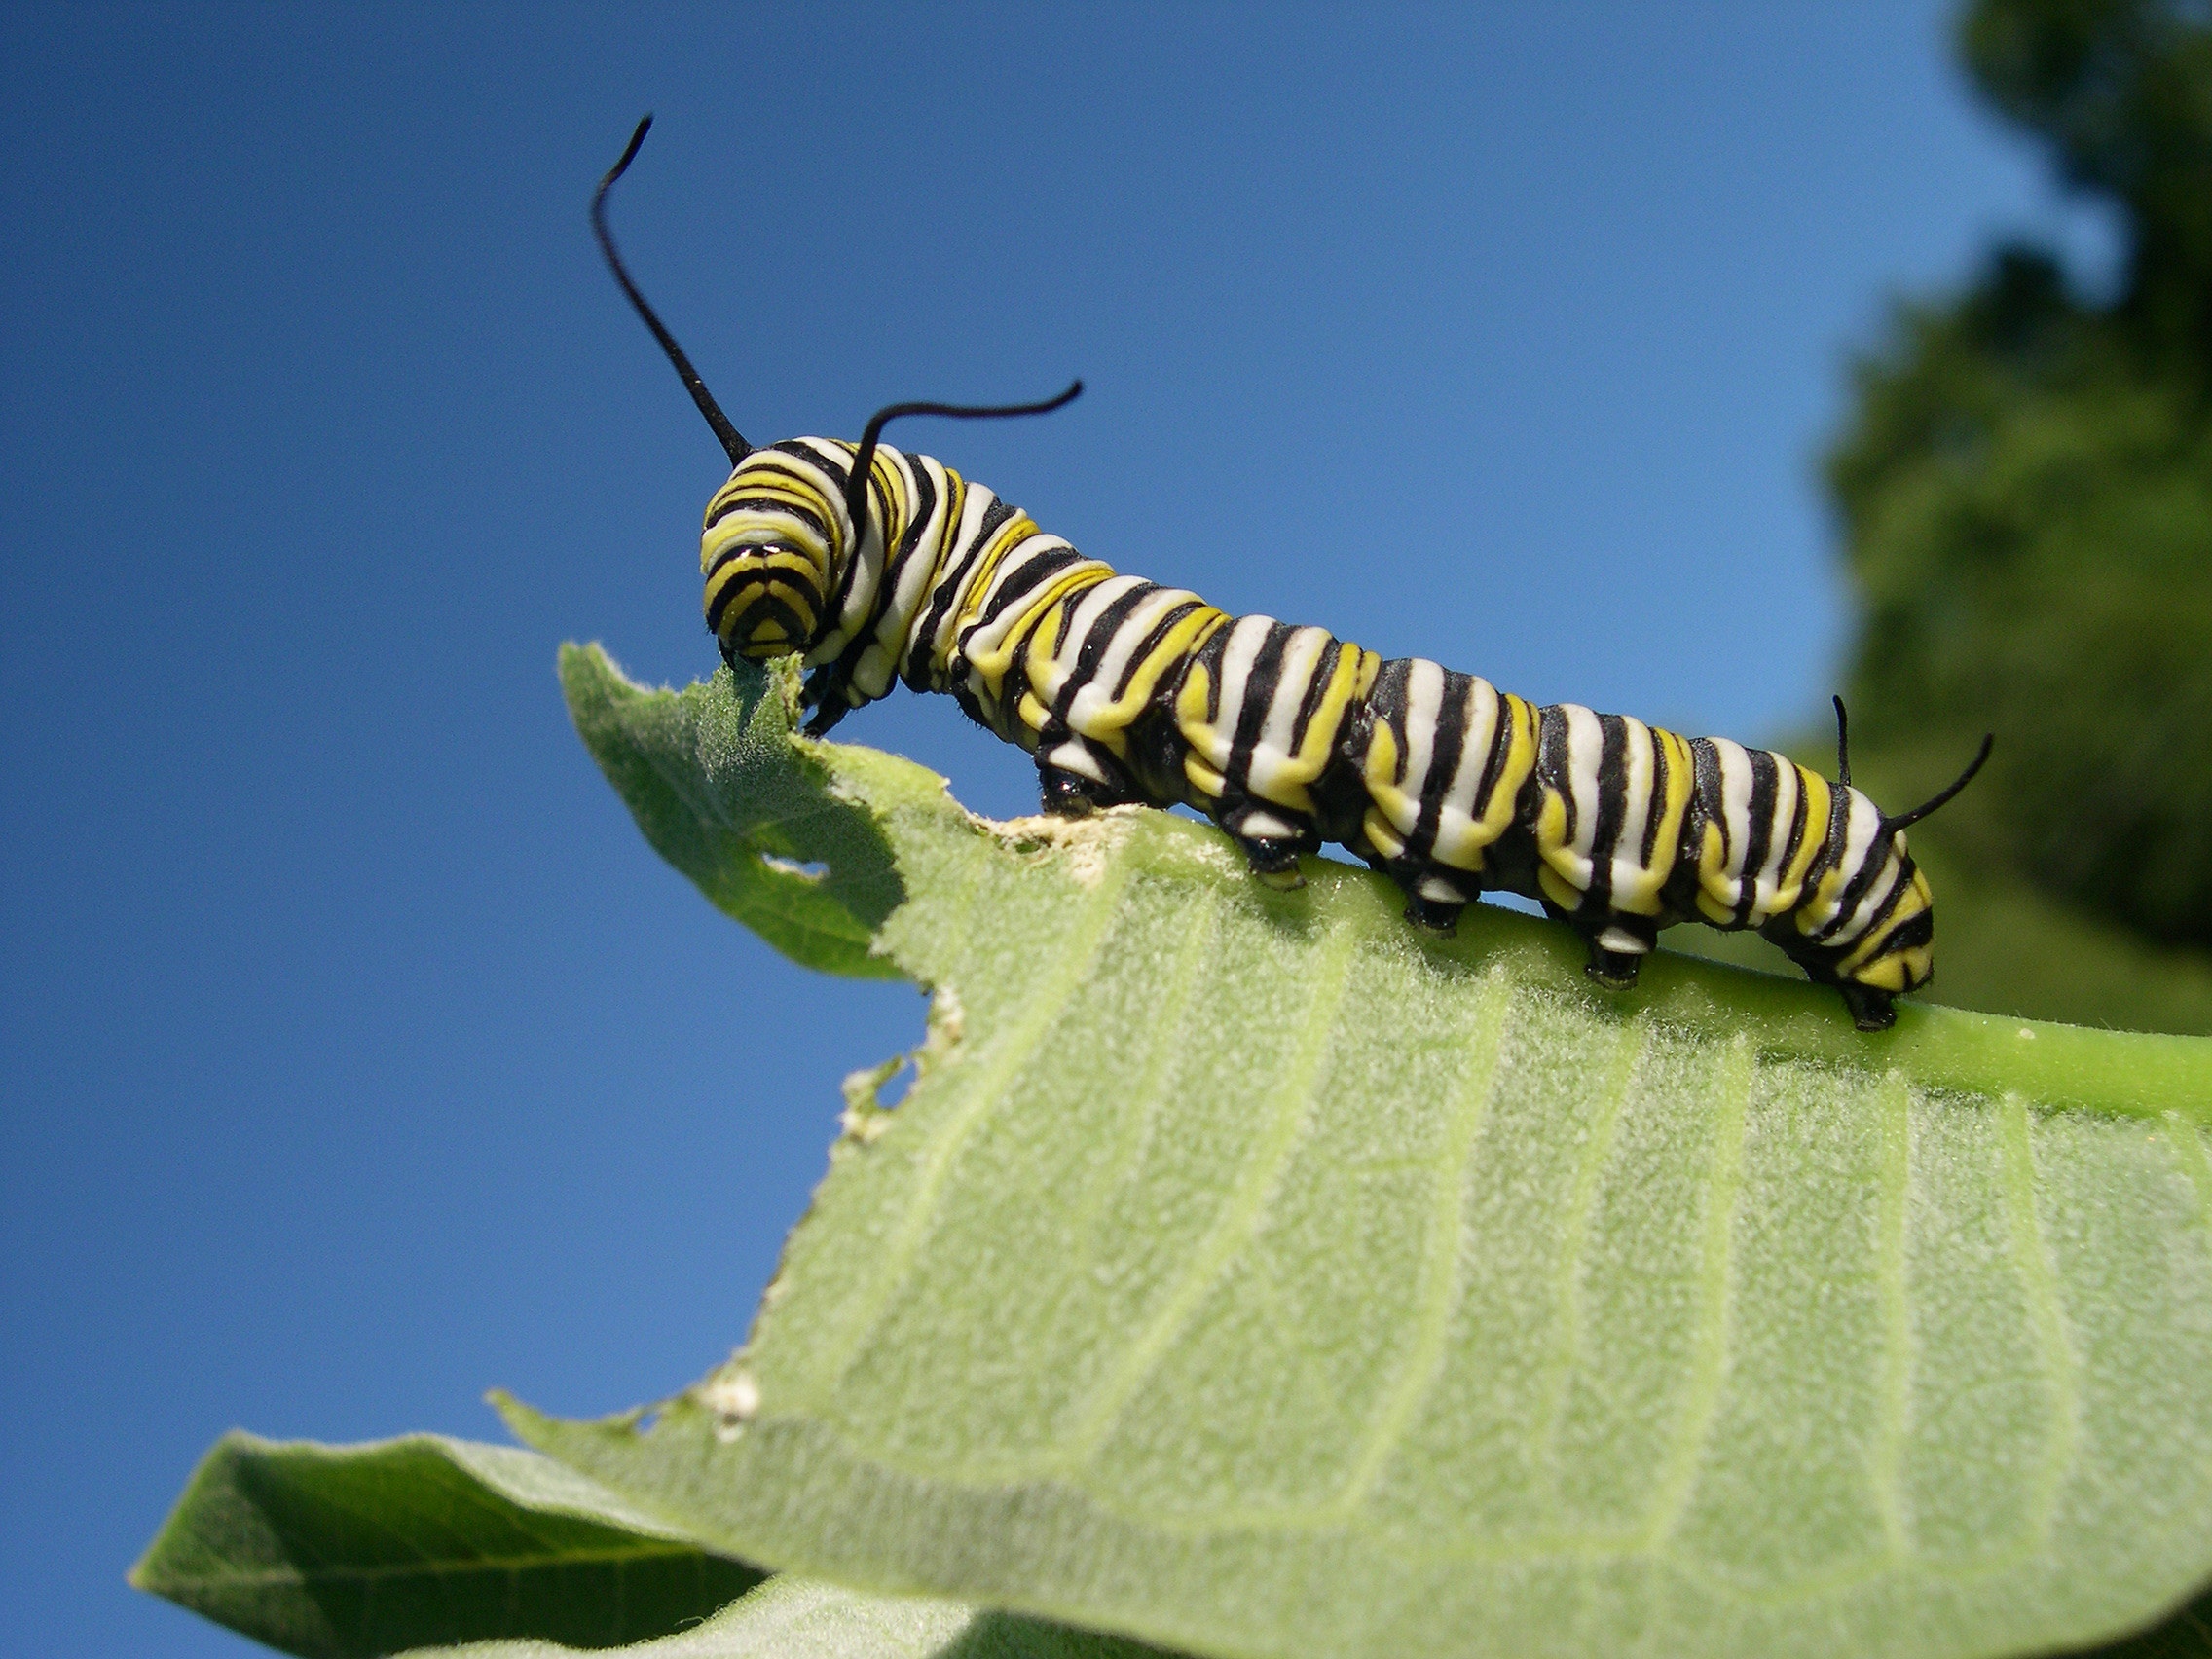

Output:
xmin=1800 ymin=0 xmax=2212 ymax=1029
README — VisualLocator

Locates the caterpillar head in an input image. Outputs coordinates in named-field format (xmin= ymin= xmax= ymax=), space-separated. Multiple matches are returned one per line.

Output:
xmin=699 ymin=453 xmax=849 ymax=665
xmin=594 ymin=118 xmax=1080 ymax=677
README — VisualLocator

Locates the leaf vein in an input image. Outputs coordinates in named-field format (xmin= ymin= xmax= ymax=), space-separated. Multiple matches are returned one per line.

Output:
xmin=1998 ymin=1094 xmax=2083 ymax=1550
xmin=1334 ymin=965 xmax=1517 ymax=1516
xmin=1054 ymin=908 xmax=1367 ymax=1468
xmin=1641 ymin=1033 xmax=1753 ymax=1549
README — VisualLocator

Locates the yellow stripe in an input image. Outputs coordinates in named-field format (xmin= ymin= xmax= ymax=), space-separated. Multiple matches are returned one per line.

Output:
xmin=1538 ymin=865 xmax=1581 ymax=912
xmin=1289 ymin=643 xmax=1374 ymax=779
xmin=947 ymin=511 xmax=1045 ymax=632
xmin=1838 ymin=867 xmax=1933 ymax=978
xmin=969 ymin=566 xmax=1115 ymax=700
xmin=1362 ymin=806 xmax=1405 ymax=861
xmin=1477 ymin=693 xmax=1540 ymax=845
xmin=1060 ymin=606 xmax=1232 ymax=745
xmin=1612 ymin=725 xmax=1695 ymax=917
xmin=1771 ymin=765 xmax=1831 ymax=915
xmin=1533 ymin=785 xmax=1573 ymax=872
xmin=1362 ymin=719 xmax=1407 ymax=827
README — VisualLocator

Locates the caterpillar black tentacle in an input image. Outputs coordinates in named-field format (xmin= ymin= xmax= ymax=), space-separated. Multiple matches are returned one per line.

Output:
xmin=601 ymin=123 xmax=1991 ymax=1034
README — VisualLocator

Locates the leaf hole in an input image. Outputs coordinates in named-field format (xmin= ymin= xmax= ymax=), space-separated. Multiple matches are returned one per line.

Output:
xmin=871 ymin=1057 xmax=916 ymax=1110
xmin=758 ymin=852 xmax=830 ymax=882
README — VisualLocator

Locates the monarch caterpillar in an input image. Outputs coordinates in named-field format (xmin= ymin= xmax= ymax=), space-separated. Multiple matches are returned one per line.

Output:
xmin=597 ymin=119 xmax=1990 ymax=1032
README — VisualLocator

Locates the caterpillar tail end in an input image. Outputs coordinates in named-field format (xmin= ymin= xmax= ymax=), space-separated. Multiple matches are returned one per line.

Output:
xmin=1839 ymin=983 xmax=1898 ymax=1032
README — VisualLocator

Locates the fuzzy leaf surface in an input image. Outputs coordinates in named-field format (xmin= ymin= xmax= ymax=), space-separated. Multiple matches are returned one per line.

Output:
xmin=542 ymin=645 xmax=2212 ymax=1659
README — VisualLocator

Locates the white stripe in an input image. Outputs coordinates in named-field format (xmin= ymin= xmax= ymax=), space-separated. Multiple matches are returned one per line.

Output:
xmin=1606 ymin=716 xmax=1655 ymax=899
xmin=1800 ymin=788 xmax=1886 ymax=937
xmin=827 ymin=445 xmax=903 ymax=647
xmin=1826 ymin=853 xmax=1902 ymax=947
xmin=885 ymin=453 xmax=954 ymax=671
xmin=1431 ymin=674 xmax=1502 ymax=867
xmin=923 ymin=484 xmax=1011 ymax=663
xmin=1398 ymin=660 xmax=1445 ymax=802
xmin=1714 ymin=738 xmax=1753 ymax=887
xmin=952 ymin=535 xmax=1085 ymax=665
xmin=1561 ymin=704 xmax=1605 ymax=885
xmin=1747 ymin=753 xmax=1800 ymax=919
xmin=1194 ymin=615 xmax=1275 ymax=770
xmin=1065 ymin=585 xmax=1195 ymax=735
xmin=1046 ymin=740 xmax=1107 ymax=783
xmin=1246 ymin=626 xmax=1331 ymax=798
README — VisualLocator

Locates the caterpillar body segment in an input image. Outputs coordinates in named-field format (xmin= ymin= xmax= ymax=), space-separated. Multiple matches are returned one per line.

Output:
xmin=700 ymin=437 xmax=1940 ymax=1030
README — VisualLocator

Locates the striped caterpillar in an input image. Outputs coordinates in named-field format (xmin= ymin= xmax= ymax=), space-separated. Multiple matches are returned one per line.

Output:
xmin=597 ymin=120 xmax=1989 ymax=1032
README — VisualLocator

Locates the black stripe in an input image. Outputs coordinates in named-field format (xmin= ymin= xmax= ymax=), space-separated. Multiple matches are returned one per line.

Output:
xmin=1689 ymin=738 xmax=1727 ymax=879
xmin=703 ymin=543 xmax=760 ymax=585
xmin=1776 ymin=760 xmax=1812 ymax=903
xmin=1821 ymin=830 xmax=1902 ymax=944
xmin=1471 ymin=682 xmax=1516 ymax=835
xmin=1367 ymin=658 xmax=1412 ymax=785
xmin=1188 ymin=623 xmax=1234 ymax=726
xmin=712 ymin=586 xmax=810 ymax=647
xmin=892 ymin=455 xmax=939 ymax=564
xmin=1226 ymin=624 xmax=1293 ymax=788
xmin=1537 ymin=706 xmax=1575 ymax=848
xmin=1850 ymin=857 xmax=1919 ymax=952
xmin=825 ymin=444 xmax=904 ymax=624
xmin=917 ymin=495 xmax=1021 ymax=648
xmin=973 ymin=544 xmax=1084 ymax=631
xmin=1411 ymin=665 xmax=1470 ymax=863
xmin=704 ymin=572 xmax=750 ymax=634
xmin=1052 ymin=583 xmax=1154 ymax=721
xmin=1638 ymin=727 xmax=1671 ymax=868
xmin=705 ymin=491 xmax=835 ymax=540
xmin=1585 ymin=714 xmax=1629 ymax=910
xmin=1109 ymin=596 xmax=1202 ymax=702
xmin=1871 ymin=905 xmax=1934 ymax=962
xmin=899 ymin=466 xmax=968 ymax=692
xmin=1286 ymin=635 xmax=1343 ymax=757
xmin=1735 ymin=749 xmax=1778 ymax=927
xmin=705 ymin=450 xmax=840 ymax=536
xmin=1801 ymin=778 xmax=1852 ymax=902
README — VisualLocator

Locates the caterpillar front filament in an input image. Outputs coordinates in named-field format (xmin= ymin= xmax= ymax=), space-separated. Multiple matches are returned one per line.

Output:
xmin=599 ymin=119 xmax=1989 ymax=1032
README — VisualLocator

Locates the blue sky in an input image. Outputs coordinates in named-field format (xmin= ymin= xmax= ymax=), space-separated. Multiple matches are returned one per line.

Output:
xmin=1 ymin=6 xmax=2105 ymax=1654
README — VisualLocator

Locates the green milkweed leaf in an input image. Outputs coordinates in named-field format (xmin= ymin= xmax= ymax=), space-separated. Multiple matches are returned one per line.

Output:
xmin=129 ymin=1431 xmax=762 ymax=1657
xmin=529 ymin=643 xmax=2212 ymax=1659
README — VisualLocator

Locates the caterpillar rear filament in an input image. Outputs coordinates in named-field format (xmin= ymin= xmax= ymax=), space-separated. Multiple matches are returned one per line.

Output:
xmin=598 ymin=119 xmax=1989 ymax=1032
